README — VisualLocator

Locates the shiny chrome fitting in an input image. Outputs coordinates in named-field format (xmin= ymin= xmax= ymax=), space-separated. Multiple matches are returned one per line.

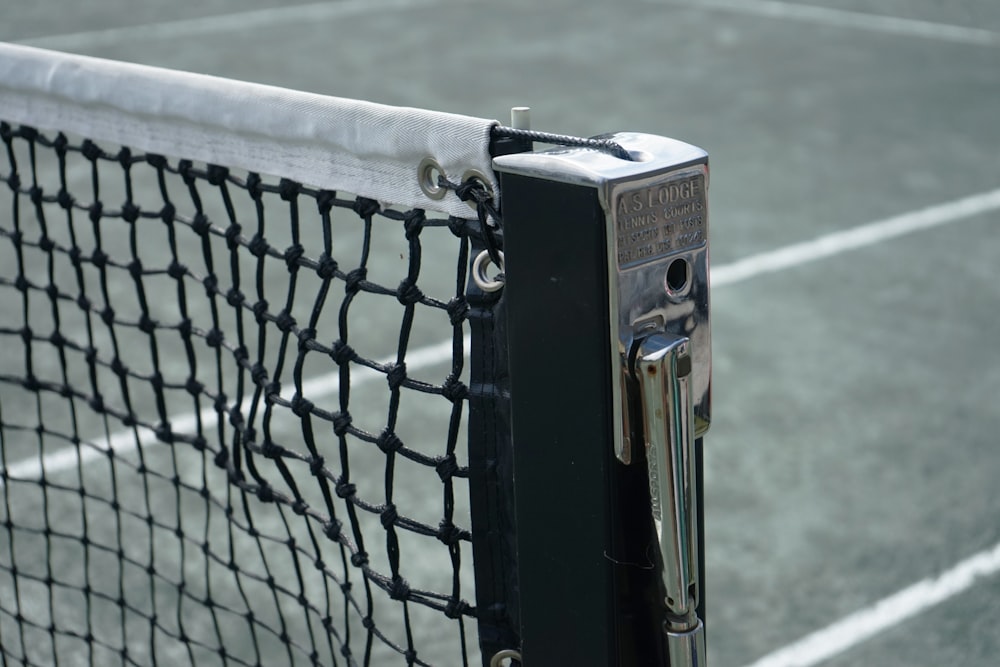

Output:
xmin=666 ymin=618 xmax=707 ymax=667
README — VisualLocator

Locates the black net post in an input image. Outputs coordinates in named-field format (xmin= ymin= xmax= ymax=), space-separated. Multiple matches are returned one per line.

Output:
xmin=492 ymin=133 xmax=711 ymax=666
xmin=495 ymin=170 xmax=621 ymax=665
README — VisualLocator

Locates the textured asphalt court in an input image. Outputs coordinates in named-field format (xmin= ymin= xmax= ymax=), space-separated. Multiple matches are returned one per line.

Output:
xmin=4 ymin=1 xmax=1000 ymax=665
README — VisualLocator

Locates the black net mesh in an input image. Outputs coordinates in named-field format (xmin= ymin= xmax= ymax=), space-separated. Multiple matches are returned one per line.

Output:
xmin=0 ymin=121 xmax=491 ymax=666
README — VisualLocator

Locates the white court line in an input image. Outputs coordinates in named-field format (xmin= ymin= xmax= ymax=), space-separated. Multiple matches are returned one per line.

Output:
xmin=0 ymin=337 xmax=460 ymax=484
xmin=657 ymin=0 xmax=1000 ymax=47
xmin=16 ymin=0 xmax=455 ymax=51
xmin=742 ymin=540 xmax=1000 ymax=667
xmin=712 ymin=188 xmax=1000 ymax=287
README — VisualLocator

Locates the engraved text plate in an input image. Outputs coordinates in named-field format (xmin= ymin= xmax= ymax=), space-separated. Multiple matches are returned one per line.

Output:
xmin=615 ymin=173 xmax=706 ymax=270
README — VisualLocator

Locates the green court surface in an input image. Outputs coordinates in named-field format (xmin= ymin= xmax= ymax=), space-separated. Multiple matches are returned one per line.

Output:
xmin=3 ymin=1 xmax=1000 ymax=665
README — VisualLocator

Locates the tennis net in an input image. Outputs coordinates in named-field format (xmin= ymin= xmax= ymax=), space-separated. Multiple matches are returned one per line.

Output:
xmin=0 ymin=43 xmax=507 ymax=667
xmin=1 ymin=42 xmax=711 ymax=667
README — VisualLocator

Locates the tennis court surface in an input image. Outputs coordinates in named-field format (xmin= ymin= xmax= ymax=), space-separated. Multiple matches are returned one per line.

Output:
xmin=3 ymin=1 xmax=1000 ymax=666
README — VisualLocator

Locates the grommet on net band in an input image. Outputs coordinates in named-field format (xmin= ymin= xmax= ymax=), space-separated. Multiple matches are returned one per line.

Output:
xmin=417 ymin=157 xmax=446 ymax=200
xmin=460 ymin=169 xmax=494 ymax=211
xmin=472 ymin=250 xmax=504 ymax=292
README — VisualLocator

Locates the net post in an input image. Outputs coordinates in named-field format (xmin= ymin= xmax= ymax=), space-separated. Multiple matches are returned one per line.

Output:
xmin=493 ymin=133 xmax=711 ymax=665
xmin=492 ymin=167 xmax=619 ymax=665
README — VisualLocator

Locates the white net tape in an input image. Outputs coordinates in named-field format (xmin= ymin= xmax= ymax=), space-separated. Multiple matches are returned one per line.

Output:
xmin=0 ymin=42 xmax=498 ymax=218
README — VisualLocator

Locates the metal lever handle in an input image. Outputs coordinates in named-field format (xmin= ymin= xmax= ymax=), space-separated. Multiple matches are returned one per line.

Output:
xmin=634 ymin=333 xmax=705 ymax=666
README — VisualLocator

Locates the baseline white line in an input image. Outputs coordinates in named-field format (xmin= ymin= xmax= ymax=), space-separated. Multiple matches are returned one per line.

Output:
xmin=712 ymin=188 xmax=1000 ymax=287
xmin=656 ymin=0 xmax=1000 ymax=47
xmin=742 ymin=540 xmax=1000 ymax=667
xmin=16 ymin=0 xmax=455 ymax=51
xmin=1 ymin=337 xmax=460 ymax=484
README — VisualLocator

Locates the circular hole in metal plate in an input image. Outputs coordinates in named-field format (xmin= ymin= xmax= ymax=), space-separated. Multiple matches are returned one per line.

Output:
xmin=665 ymin=257 xmax=690 ymax=297
xmin=418 ymin=157 xmax=446 ymax=200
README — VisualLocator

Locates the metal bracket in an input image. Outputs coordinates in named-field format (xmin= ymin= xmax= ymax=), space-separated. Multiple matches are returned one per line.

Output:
xmin=632 ymin=334 xmax=705 ymax=666
xmin=611 ymin=141 xmax=710 ymax=667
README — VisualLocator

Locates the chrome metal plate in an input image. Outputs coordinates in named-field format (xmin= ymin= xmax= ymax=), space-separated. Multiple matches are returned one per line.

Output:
xmin=615 ymin=173 xmax=706 ymax=270
xmin=610 ymin=163 xmax=711 ymax=452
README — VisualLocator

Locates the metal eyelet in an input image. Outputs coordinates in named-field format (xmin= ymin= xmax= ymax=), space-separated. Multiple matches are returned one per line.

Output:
xmin=418 ymin=157 xmax=446 ymax=200
xmin=461 ymin=169 xmax=494 ymax=211
xmin=489 ymin=649 xmax=522 ymax=667
xmin=472 ymin=250 xmax=504 ymax=293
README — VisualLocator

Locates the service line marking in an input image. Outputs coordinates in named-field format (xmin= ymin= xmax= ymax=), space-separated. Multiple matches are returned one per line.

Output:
xmin=656 ymin=0 xmax=1000 ymax=47
xmin=17 ymin=0 xmax=449 ymax=51
xmin=741 ymin=540 xmax=1000 ymax=667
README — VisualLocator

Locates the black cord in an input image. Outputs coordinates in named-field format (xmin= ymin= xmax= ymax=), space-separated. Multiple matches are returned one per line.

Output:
xmin=491 ymin=126 xmax=634 ymax=161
